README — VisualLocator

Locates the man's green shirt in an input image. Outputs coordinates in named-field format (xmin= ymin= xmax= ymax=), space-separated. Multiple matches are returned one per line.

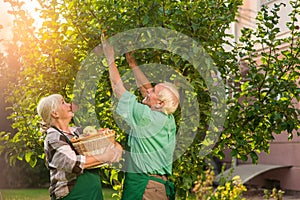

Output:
xmin=116 ymin=91 xmax=176 ymax=175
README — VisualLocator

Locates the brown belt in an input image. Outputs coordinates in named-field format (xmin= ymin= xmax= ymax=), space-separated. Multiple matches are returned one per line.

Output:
xmin=149 ymin=174 xmax=168 ymax=181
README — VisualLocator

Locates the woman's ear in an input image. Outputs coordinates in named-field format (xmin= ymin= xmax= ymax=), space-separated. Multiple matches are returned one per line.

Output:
xmin=51 ymin=111 xmax=59 ymax=119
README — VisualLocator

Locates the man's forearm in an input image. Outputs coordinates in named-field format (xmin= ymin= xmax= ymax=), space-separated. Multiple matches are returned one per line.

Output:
xmin=131 ymin=66 xmax=152 ymax=93
xmin=126 ymin=52 xmax=152 ymax=96
xmin=108 ymin=61 xmax=126 ymax=99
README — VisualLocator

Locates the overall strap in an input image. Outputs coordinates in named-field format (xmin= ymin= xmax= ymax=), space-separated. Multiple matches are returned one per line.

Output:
xmin=51 ymin=126 xmax=79 ymax=155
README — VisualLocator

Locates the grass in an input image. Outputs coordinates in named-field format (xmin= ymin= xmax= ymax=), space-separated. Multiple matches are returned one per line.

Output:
xmin=0 ymin=188 xmax=116 ymax=200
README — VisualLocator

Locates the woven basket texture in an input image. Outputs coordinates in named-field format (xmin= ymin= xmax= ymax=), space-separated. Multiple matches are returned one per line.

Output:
xmin=72 ymin=133 xmax=115 ymax=156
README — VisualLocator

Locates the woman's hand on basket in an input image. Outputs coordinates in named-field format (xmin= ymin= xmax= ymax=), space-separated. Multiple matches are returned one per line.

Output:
xmin=96 ymin=142 xmax=123 ymax=163
xmin=110 ymin=142 xmax=123 ymax=163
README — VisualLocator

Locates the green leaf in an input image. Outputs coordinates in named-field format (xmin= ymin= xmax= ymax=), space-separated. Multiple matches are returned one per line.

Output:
xmin=25 ymin=151 xmax=33 ymax=163
xmin=142 ymin=15 xmax=149 ymax=25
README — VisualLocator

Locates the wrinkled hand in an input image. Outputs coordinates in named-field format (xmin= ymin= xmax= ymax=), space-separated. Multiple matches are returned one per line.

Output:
xmin=101 ymin=33 xmax=114 ymax=63
xmin=110 ymin=142 xmax=123 ymax=163
xmin=99 ymin=142 xmax=123 ymax=163
xmin=125 ymin=52 xmax=137 ymax=68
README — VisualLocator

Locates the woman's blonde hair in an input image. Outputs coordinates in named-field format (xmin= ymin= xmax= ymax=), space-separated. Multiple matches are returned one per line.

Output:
xmin=157 ymin=82 xmax=180 ymax=114
xmin=37 ymin=94 xmax=62 ymax=130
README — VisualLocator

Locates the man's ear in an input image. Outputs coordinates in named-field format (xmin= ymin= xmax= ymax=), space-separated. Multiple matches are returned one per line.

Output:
xmin=155 ymin=100 xmax=165 ymax=109
xmin=159 ymin=100 xmax=165 ymax=108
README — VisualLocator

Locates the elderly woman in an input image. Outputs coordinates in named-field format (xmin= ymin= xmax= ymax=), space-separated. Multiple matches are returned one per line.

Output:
xmin=102 ymin=35 xmax=179 ymax=200
xmin=37 ymin=94 xmax=123 ymax=200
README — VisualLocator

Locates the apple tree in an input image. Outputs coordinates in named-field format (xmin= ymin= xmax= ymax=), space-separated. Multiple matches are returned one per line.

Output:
xmin=1 ymin=0 xmax=299 ymax=198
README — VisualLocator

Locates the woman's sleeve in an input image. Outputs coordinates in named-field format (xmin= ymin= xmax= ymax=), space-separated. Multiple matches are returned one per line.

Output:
xmin=47 ymin=134 xmax=85 ymax=175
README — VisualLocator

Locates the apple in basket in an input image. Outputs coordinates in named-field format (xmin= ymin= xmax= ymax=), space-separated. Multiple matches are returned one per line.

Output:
xmin=71 ymin=126 xmax=116 ymax=162
xmin=98 ymin=127 xmax=115 ymax=136
xmin=82 ymin=126 xmax=98 ymax=136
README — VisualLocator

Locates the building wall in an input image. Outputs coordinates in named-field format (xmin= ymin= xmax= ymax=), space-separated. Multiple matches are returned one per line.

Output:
xmin=233 ymin=0 xmax=293 ymax=40
xmin=225 ymin=0 xmax=300 ymax=191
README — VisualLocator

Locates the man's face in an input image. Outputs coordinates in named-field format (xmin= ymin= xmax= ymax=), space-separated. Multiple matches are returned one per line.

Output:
xmin=142 ymin=84 xmax=163 ymax=108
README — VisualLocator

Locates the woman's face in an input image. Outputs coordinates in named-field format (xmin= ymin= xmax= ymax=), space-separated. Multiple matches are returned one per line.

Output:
xmin=54 ymin=97 xmax=74 ymax=121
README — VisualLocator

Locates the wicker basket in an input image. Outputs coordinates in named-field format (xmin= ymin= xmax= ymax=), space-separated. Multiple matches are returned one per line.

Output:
xmin=71 ymin=132 xmax=115 ymax=156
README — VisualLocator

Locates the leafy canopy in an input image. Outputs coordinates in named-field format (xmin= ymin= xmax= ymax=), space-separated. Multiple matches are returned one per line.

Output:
xmin=1 ymin=0 xmax=300 ymax=198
